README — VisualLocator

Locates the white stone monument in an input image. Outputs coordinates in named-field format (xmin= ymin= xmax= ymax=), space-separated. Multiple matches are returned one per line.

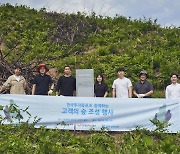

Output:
xmin=76 ymin=69 xmax=94 ymax=97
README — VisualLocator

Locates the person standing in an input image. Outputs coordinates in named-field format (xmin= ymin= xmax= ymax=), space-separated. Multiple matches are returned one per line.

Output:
xmin=56 ymin=66 xmax=76 ymax=96
xmin=32 ymin=64 xmax=54 ymax=95
xmin=133 ymin=70 xmax=154 ymax=98
xmin=112 ymin=67 xmax=132 ymax=98
xmin=94 ymin=73 xmax=108 ymax=97
xmin=0 ymin=67 xmax=26 ymax=94
xmin=166 ymin=74 xmax=180 ymax=99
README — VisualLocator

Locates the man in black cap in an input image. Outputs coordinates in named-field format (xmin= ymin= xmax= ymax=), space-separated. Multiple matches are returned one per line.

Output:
xmin=133 ymin=70 xmax=153 ymax=98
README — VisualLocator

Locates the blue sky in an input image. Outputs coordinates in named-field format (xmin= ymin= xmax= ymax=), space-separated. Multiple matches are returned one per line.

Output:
xmin=1 ymin=0 xmax=180 ymax=27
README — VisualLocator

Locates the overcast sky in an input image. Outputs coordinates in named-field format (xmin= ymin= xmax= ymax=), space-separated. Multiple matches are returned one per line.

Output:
xmin=1 ymin=0 xmax=180 ymax=27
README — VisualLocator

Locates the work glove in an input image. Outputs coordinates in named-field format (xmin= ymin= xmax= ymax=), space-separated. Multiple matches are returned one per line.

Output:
xmin=137 ymin=94 xmax=140 ymax=98
xmin=138 ymin=94 xmax=145 ymax=98
xmin=48 ymin=89 xmax=53 ymax=95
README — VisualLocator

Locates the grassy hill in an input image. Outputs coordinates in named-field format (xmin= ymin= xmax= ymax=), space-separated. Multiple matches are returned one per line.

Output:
xmin=0 ymin=4 xmax=179 ymax=96
xmin=0 ymin=4 xmax=180 ymax=153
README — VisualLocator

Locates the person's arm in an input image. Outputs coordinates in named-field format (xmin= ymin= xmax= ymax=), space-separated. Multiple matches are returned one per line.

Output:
xmin=112 ymin=88 xmax=116 ymax=98
xmin=103 ymin=83 xmax=108 ymax=97
xmin=32 ymin=84 xmax=36 ymax=95
xmin=50 ymin=83 xmax=54 ymax=90
xmin=144 ymin=90 xmax=153 ymax=97
xmin=49 ymin=76 xmax=54 ymax=90
xmin=133 ymin=90 xmax=139 ymax=98
xmin=165 ymin=87 xmax=169 ymax=99
xmin=48 ymin=83 xmax=54 ymax=96
xmin=112 ymin=81 xmax=116 ymax=98
xmin=141 ymin=82 xmax=154 ymax=98
xmin=0 ymin=77 xmax=12 ymax=92
xmin=0 ymin=86 xmax=2 ymax=93
xmin=133 ymin=83 xmax=138 ymax=97
xmin=0 ymin=85 xmax=4 ymax=93
xmin=128 ymin=79 xmax=133 ymax=98
xmin=32 ymin=76 xmax=38 ymax=95
xmin=128 ymin=86 xmax=132 ymax=98
xmin=104 ymin=92 xmax=108 ymax=97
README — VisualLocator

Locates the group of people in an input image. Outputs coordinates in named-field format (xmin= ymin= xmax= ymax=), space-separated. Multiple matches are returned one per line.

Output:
xmin=0 ymin=64 xmax=76 ymax=96
xmin=95 ymin=67 xmax=180 ymax=99
xmin=95 ymin=68 xmax=154 ymax=98
xmin=0 ymin=64 xmax=180 ymax=99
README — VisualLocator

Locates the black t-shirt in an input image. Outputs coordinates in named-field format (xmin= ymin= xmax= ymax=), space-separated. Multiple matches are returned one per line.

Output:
xmin=33 ymin=74 xmax=53 ymax=95
xmin=56 ymin=76 xmax=76 ymax=96
xmin=134 ymin=80 xmax=153 ymax=98
xmin=94 ymin=82 xmax=108 ymax=97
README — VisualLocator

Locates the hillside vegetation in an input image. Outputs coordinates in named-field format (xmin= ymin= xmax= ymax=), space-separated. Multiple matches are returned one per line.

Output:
xmin=0 ymin=123 xmax=180 ymax=153
xmin=0 ymin=4 xmax=180 ymax=153
xmin=0 ymin=4 xmax=179 ymax=95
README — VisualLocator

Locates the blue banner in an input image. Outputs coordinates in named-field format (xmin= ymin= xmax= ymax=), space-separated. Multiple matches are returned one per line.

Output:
xmin=0 ymin=94 xmax=179 ymax=133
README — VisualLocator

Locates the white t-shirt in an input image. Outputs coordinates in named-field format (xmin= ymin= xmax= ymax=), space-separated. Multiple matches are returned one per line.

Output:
xmin=166 ymin=83 xmax=180 ymax=99
xmin=112 ymin=77 xmax=132 ymax=98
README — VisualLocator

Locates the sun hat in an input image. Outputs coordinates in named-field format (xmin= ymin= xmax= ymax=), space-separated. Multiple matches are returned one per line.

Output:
xmin=36 ymin=64 xmax=49 ymax=73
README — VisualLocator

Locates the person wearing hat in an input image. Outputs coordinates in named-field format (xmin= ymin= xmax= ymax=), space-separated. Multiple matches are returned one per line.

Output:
xmin=0 ymin=67 xmax=26 ymax=94
xmin=32 ymin=64 xmax=54 ymax=95
xmin=112 ymin=67 xmax=132 ymax=98
xmin=166 ymin=74 xmax=180 ymax=99
xmin=133 ymin=70 xmax=153 ymax=98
